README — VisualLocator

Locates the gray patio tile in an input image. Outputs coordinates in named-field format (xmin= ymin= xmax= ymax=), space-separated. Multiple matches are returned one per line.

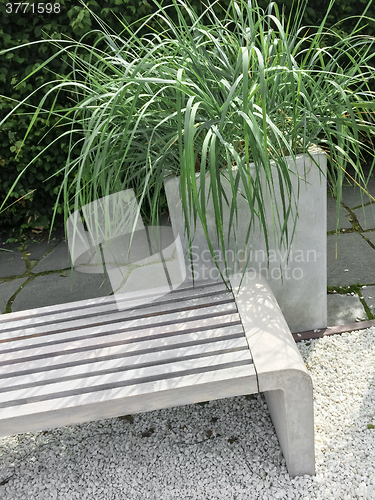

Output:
xmin=362 ymin=231 xmax=375 ymax=258
xmin=0 ymin=240 xmax=22 ymax=251
xmin=352 ymin=203 xmax=375 ymax=231
xmin=327 ymin=293 xmax=367 ymax=326
xmin=0 ymin=278 xmax=27 ymax=313
xmin=12 ymin=272 xmax=112 ymax=311
xmin=31 ymin=240 xmax=72 ymax=273
xmin=327 ymin=232 xmax=375 ymax=286
xmin=0 ymin=249 xmax=26 ymax=277
xmin=25 ymin=238 xmax=62 ymax=261
xmin=340 ymin=176 xmax=375 ymax=208
xmin=365 ymin=231 xmax=375 ymax=244
xmin=360 ymin=285 xmax=375 ymax=313
xmin=327 ymin=196 xmax=352 ymax=231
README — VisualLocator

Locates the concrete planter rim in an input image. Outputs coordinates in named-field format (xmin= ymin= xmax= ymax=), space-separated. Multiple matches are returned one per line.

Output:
xmin=163 ymin=145 xmax=327 ymax=183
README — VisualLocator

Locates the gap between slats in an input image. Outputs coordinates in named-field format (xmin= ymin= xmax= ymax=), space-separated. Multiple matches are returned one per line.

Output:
xmin=0 ymin=358 xmax=253 ymax=410
xmin=0 ymin=345 xmax=252 ymax=394
xmin=0 ymin=335 xmax=250 ymax=385
xmin=0 ymin=307 xmax=240 ymax=359
xmin=0 ymin=291 xmax=235 ymax=340
xmin=0 ymin=350 xmax=253 ymax=404
xmin=0 ymin=281 xmax=229 ymax=332
xmin=0 ymin=324 xmax=247 ymax=382
xmin=0 ymin=323 xmax=246 ymax=367
xmin=0 ymin=314 xmax=244 ymax=356
xmin=0 ymin=364 xmax=257 ymax=424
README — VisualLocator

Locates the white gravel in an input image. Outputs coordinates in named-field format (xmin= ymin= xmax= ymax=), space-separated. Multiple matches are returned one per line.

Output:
xmin=1 ymin=327 xmax=375 ymax=499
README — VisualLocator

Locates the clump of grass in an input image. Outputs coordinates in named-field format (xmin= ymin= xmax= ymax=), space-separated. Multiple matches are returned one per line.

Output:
xmin=1 ymin=0 xmax=375 ymax=280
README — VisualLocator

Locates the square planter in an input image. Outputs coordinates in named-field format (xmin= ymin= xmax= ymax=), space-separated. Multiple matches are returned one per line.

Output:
xmin=164 ymin=146 xmax=327 ymax=333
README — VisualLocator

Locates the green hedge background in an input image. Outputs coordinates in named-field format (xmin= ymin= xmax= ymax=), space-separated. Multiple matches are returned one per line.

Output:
xmin=0 ymin=0 xmax=374 ymax=239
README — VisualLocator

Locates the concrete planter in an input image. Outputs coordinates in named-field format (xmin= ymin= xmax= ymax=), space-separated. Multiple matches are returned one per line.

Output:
xmin=164 ymin=146 xmax=327 ymax=333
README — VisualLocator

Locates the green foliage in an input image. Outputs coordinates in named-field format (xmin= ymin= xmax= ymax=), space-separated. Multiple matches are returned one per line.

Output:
xmin=0 ymin=0 xmax=156 ymax=233
xmin=256 ymin=0 xmax=375 ymax=32
xmin=1 ymin=0 xmax=375 ymax=238
xmin=3 ymin=0 xmax=375 ymax=283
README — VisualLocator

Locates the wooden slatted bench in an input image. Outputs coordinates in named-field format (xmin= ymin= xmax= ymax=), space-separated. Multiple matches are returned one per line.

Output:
xmin=0 ymin=273 xmax=315 ymax=477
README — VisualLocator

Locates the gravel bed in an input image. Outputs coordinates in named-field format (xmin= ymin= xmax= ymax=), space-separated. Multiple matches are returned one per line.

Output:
xmin=1 ymin=327 xmax=375 ymax=499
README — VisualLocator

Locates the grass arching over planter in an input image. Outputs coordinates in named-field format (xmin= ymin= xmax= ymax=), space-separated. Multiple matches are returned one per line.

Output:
xmin=1 ymin=0 xmax=375 ymax=284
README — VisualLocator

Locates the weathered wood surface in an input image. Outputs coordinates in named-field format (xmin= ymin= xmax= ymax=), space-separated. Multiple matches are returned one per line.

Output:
xmin=0 ymin=280 xmax=256 ymax=437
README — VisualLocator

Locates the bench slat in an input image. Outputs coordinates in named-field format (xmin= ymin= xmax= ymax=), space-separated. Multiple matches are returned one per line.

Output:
xmin=0 ymin=304 xmax=239 ymax=349
xmin=0 ymin=293 xmax=235 ymax=341
xmin=0 ymin=364 xmax=257 ymax=436
xmin=0 ymin=337 xmax=249 ymax=390
xmin=0 ymin=281 xmax=228 ymax=331
xmin=0 ymin=322 xmax=246 ymax=370
xmin=0 ymin=349 xmax=253 ymax=406
xmin=0 ymin=279 xmax=226 ymax=324
xmin=0 ymin=316 xmax=244 ymax=376
xmin=0 ymin=307 xmax=241 ymax=350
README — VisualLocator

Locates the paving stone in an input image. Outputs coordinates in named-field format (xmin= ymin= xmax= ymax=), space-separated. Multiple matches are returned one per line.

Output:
xmin=340 ymin=176 xmax=375 ymax=209
xmin=327 ymin=293 xmax=367 ymax=326
xmin=361 ymin=231 xmax=375 ymax=260
xmin=12 ymin=272 xmax=113 ymax=311
xmin=327 ymin=232 xmax=375 ymax=286
xmin=24 ymin=238 xmax=62 ymax=261
xmin=360 ymin=285 xmax=375 ymax=313
xmin=352 ymin=203 xmax=375 ymax=231
xmin=31 ymin=240 xmax=72 ymax=273
xmin=327 ymin=196 xmax=352 ymax=231
xmin=0 ymin=249 xmax=26 ymax=277
xmin=364 ymin=231 xmax=375 ymax=245
xmin=0 ymin=278 xmax=28 ymax=313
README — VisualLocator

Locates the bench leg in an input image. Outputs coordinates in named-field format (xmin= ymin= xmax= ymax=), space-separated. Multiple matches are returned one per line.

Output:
xmin=229 ymin=272 xmax=315 ymax=476
xmin=263 ymin=371 xmax=315 ymax=477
